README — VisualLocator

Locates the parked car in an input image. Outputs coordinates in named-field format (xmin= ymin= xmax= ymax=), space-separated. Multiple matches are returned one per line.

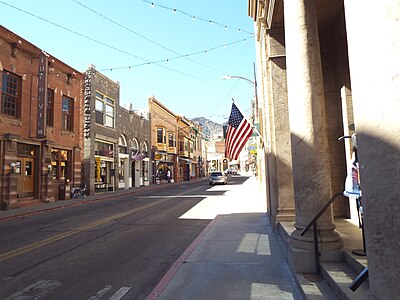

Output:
xmin=209 ymin=171 xmax=228 ymax=185
xmin=225 ymin=168 xmax=238 ymax=175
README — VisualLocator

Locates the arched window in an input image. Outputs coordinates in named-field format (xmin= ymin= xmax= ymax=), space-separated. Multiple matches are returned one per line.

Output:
xmin=132 ymin=138 xmax=139 ymax=151
xmin=119 ymin=134 xmax=127 ymax=154
xmin=142 ymin=141 xmax=148 ymax=153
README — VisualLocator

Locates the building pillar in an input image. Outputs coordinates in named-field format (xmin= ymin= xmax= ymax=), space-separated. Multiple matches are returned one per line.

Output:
xmin=344 ymin=1 xmax=400 ymax=298
xmin=266 ymin=28 xmax=296 ymax=226
xmin=284 ymin=0 xmax=343 ymax=271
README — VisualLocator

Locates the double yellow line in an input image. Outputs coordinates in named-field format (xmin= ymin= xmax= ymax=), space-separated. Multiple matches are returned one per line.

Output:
xmin=0 ymin=200 xmax=164 ymax=262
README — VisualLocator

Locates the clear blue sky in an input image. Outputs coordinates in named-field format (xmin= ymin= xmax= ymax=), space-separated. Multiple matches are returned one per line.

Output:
xmin=1 ymin=0 xmax=256 ymax=124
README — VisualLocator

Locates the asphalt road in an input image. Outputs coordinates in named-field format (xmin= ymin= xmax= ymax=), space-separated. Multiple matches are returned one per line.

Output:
xmin=0 ymin=177 xmax=248 ymax=300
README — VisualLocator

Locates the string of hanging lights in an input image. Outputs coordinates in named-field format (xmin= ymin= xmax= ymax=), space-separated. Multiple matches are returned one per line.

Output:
xmin=142 ymin=0 xmax=254 ymax=36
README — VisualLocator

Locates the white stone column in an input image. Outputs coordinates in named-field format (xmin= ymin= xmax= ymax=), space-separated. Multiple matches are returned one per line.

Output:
xmin=344 ymin=0 xmax=400 ymax=298
xmin=284 ymin=0 xmax=343 ymax=256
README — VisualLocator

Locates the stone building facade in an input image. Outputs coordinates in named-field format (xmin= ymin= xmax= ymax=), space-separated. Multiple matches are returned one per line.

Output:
xmin=117 ymin=106 xmax=151 ymax=189
xmin=0 ymin=26 xmax=83 ymax=209
xmin=82 ymin=66 xmax=151 ymax=195
xmin=248 ymin=0 xmax=400 ymax=298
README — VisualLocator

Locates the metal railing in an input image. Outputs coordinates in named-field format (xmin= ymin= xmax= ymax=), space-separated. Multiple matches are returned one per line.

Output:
xmin=300 ymin=193 xmax=342 ymax=273
xmin=349 ymin=267 xmax=369 ymax=291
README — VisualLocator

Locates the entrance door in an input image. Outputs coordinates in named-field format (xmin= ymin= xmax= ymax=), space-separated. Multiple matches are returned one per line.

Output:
xmin=17 ymin=157 xmax=35 ymax=197
xmin=132 ymin=161 xmax=136 ymax=187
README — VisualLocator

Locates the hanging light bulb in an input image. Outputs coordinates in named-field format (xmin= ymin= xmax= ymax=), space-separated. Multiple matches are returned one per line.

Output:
xmin=173 ymin=8 xmax=177 ymax=14
xmin=150 ymin=2 xmax=154 ymax=8
xmin=192 ymin=16 xmax=196 ymax=21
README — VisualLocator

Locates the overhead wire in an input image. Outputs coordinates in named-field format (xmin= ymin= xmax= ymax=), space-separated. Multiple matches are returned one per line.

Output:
xmin=0 ymin=0 xmax=255 ymax=121
xmin=98 ymin=38 xmax=251 ymax=72
xmin=142 ymin=0 xmax=254 ymax=36
xmin=71 ymin=0 xmax=252 ymax=74
xmin=0 ymin=0 xmax=250 ymax=88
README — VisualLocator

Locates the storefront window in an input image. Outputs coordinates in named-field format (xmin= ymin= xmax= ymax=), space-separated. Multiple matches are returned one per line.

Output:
xmin=95 ymin=141 xmax=114 ymax=157
xmin=95 ymin=91 xmax=115 ymax=128
xmin=157 ymin=128 xmax=165 ymax=144
xmin=17 ymin=144 xmax=35 ymax=157
xmin=168 ymin=133 xmax=176 ymax=147
xmin=51 ymin=149 xmax=71 ymax=180
xmin=119 ymin=159 xmax=125 ymax=182
xmin=142 ymin=160 xmax=149 ymax=181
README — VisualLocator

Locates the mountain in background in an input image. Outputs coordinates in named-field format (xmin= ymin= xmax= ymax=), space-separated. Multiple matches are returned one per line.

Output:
xmin=191 ymin=117 xmax=224 ymax=139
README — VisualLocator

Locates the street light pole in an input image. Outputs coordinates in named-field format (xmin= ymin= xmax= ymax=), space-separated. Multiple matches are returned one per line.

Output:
xmin=221 ymin=62 xmax=258 ymax=119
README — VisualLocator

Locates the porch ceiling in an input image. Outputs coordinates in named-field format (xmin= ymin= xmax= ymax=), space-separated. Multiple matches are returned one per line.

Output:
xmin=268 ymin=0 xmax=343 ymax=31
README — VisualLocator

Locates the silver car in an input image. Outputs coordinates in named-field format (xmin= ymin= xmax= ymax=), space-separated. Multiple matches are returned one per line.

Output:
xmin=209 ymin=171 xmax=228 ymax=185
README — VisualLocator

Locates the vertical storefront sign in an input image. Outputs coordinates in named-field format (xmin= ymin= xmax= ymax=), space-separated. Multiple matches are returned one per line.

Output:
xmin=37 ymin=51 xmax=48 ymax=138
xmin=83 ymin=69 xmax=93 ymax=139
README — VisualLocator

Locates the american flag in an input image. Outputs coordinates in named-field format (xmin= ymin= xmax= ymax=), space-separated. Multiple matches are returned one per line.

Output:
xmin=225 ymin=103 xmax=253 ymax=160
xmin=132 ymin=151 xmax=145 ymax=161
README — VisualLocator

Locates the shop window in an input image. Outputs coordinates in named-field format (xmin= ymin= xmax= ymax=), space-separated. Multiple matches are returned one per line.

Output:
xmin=17 ymin=144 xmax=35 ymax=157
xmin=132 ymin=138 xmax=139 ymax=150
xmin=15 ymin=161 xmax=21 ymax=174
xmin=119 ymin=159 xmax=125 ymax=182
xmin=119 ymin=135 xmax=128 ymax=154
xmin=25 ymin=161 xmax=33 ymax=175
xmin=1 ymin=70 xmax=21 ymax=118
xmin=142 ymin=160 xmax=149 ymax=181
xmin=51 ymin=149 xmax=71 ymax=180
xmin=157 ymin=127 xmax=166 ymax=144
xmin=185 ymin=139 xmax=189 ymax=151
xmin=168 ymin=133 xmax=176 ymax=148
xmin=47 ymin=88 xmax=54 ymax=126
xmin=62 ymin=96 xmax=73 ymax=131
xmin=95 ymin=140 xmax=114 ymax=157
xmin=95 ymin=91 xmax=114 ymax=128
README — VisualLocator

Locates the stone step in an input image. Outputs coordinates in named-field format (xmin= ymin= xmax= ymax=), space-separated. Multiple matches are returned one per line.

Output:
xmin=343 ymin=250 xmax=368 ymax=275
xmin=295 ymin=273 xmax=340 ymax=300
xmin=321 ymin=262 xmax=369 ymax=300
xmin=16 ymin=198 xmax=43 ymax=208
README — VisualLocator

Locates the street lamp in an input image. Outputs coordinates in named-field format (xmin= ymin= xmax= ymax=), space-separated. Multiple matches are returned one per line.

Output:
xmin=221 ymin=75 xmax=254 ymax=85
xmin=221 ymin=63 xmax=259 ymax=118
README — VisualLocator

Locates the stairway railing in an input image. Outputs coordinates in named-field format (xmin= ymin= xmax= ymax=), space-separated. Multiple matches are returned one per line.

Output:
xmin=300 ymin=193 xmax=342 ymax=273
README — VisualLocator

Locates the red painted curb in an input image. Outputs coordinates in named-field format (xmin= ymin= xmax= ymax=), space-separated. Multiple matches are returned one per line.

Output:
xmin=145 ymin=216 xmax=219 ymax=300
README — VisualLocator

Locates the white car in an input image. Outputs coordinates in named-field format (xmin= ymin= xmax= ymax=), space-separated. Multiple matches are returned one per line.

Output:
xmin=209 ymin=171 xmax=228 ymax=185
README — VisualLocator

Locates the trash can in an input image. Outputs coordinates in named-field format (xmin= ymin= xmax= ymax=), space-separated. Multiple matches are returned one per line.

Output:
xmin=59 ymin=184 xmax=71 ymax=200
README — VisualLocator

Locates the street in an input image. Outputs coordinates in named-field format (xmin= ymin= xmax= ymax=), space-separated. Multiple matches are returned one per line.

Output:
xmin=0 ymin=176 xmax=249 ymax=300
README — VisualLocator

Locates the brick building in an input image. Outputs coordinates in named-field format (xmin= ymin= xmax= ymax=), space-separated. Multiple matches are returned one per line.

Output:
xmin=149 ymin=97 xmax=202 ymax=183
xmin=0 ymin=26 xmax=83 ymax=209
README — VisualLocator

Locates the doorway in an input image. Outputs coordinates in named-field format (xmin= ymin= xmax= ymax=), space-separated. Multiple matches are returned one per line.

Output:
xmin=17 ymin=157 xmax=35 ymax=197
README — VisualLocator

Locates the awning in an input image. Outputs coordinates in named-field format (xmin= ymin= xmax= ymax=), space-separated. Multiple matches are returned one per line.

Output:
xmin=179 ymin=158 xmax=191 ymax=163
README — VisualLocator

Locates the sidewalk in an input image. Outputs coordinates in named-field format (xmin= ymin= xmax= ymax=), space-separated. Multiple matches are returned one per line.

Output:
xmin=147 ymin=176 xmax=303 ymax=300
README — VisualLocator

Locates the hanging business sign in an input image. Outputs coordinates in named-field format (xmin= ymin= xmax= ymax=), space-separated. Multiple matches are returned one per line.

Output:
xmin=36 ymin=51 xmax=48 ymax=139
xmin=251 ymin=123 xmax=260 ymax=137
